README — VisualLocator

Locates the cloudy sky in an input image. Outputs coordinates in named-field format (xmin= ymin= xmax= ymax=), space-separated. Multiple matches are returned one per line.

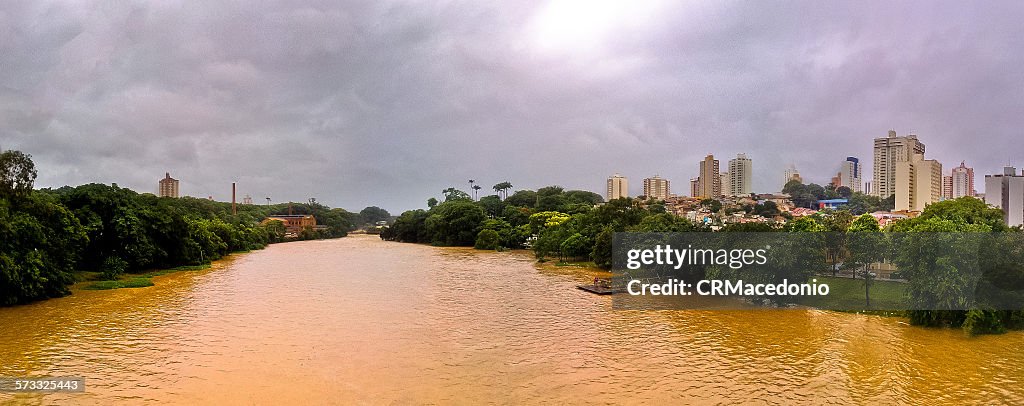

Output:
xmin=2 ymin=1 xmax=1023 ymax=213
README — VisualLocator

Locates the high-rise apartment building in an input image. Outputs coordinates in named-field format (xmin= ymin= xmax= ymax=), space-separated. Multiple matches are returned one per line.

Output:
xmin=839 ymin=157 xmax=862 ymax=193
xmin=942 ymin=176 xmax=953 ymax=200
xmin=727 ymin=153 xmax=752 ymax=196
xmin=697 ymin=155 xmax=720 ymax=198
xmin=783 ymin=164 xmax=801 ymax=189
xmin=642 ymin=176 xmax=670 ymax=200
xmin=985 ymin=166 xmax=1024 ymax=227
xmin=951 ymin=161 xmax=975 ymax=198
xmin=158 ymin=172 xmax=180 ymax=198
xmin=689 ymin=178 xmax=700 ymax=198
xmin=873 ymin=130 xmax=926 ymax=199
xmin=720 ymin=172 xmax=731 ymax=197
xmin=895 ymin=153 xmax=942 ymax=212
xmin=607 ymin=173 xmax=628 ymax=201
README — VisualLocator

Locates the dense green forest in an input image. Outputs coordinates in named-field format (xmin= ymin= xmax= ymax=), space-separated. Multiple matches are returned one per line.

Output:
xmin=382 ymin=185 xmax=1023 ymax=334
xmin=0 ymin=150 xmax=363 ymax=306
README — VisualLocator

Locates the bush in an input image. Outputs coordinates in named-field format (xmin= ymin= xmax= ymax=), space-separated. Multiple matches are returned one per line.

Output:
xmin=962 ymin=309 xmax=1007 ymax=335
xmin=474 ymin=229 xmax=500 ymax=250
xmin=101 ymin=256 xmax=128 ymax=281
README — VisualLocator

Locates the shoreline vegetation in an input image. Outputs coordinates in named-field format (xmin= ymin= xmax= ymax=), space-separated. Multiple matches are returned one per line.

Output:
xmin=0 ymin=150 xmax=392 ymax=306
xmin=80 ymin=262 xmax=213 ymax=291
xmin=381 ymin=184 xmax=1024 ymax=335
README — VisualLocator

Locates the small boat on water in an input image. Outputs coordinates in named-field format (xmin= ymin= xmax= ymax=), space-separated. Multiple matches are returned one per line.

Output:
xmin=577 ymin=278 xmax=625 ymax=295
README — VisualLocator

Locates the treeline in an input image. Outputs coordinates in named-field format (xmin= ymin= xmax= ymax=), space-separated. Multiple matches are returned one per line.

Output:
xmin=783 ymin=180 xmax=894 ymax=213
xmin=0 ymin=150 xmax=358 ymax=306
xmin=382 ymin=182 xmax=1023 ymax=334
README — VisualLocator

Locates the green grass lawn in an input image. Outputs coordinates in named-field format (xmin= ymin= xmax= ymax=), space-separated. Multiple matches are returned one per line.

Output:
xmin=800 ymin=275 xmax=907 ymax=312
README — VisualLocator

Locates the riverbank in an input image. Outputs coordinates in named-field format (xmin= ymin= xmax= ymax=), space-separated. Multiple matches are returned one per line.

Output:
xmin=79 ymin=263 xmax=214 ymax=291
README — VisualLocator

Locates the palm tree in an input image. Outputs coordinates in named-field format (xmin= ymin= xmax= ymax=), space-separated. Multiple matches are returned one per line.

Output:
xmin=468 ymin=179 xmax=476 ymax=200
xmin=493 ymin=181 xmax=513 ymax=200
xmin=473 ymin=185 xmax=481 ymax=200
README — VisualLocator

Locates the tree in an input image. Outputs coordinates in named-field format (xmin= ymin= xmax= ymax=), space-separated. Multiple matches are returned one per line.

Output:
xmin=493 ymin=206 xmax=528 ymax=227
xmin=468 ymin=179 xmax=476 ymax=200
xmin=505 ymin=190 xmax=538 ymax=208
xmin=535 ymin=186 xmax=567 ymax=211
xmin=359 ymin=206 xmax=391 ymax=225
xmin=783 ymin=181 xmax=824 ymax=209
xmin=563 ymin=190 xmax=604 ymax=205
xmin=846 ymin=214 xmax=885 ymax=307
xmin=427 ymin=197 xmax=438 ymax=208
xmin=262 ymin=220 xmax=287 ymax=243
xmin=700 ymin=198 xmax=722 ymax=213
xmin=914 ymin=197 xmax=1007 ymax=231
xmin=528 ymin=211 xmax=570 ymax=233
xmin=492 ymin=182 xmax=513 ymax=200
xmin=820 ymin=211 xmax=853 ymax=276
xmin=752 ymin=201 xmax=780 ymax=217
xmin=477 ymin=195 xmax=504 ymax=217
xmin=474 ymin=229 xmax=500 ymax=250
xmin=0 ymin=150 xmax=38 ymax=199
xmin=787 ymin=216 xmax=825 ymax=232
xmin=381 ymin=209 xmax=430 ymax=243
xmin=591 ymin=227 xmax=615 ymax=268
xmin=559 ymin=233 xmax=590 ymax=261
xmin=847 ymin=193 xmax=884 ymax=215
xmin=424 ymin=200 xmax=486 ymax=246
xmin=479 ymin=218 xmax=528 ymax=248
xmin=0 ymin=192 xmax=88 ymax=304
xmin=634 ymin=213 xmax=703 ymax=232
xmin=442 ymin=187 xmax=472 ymax=202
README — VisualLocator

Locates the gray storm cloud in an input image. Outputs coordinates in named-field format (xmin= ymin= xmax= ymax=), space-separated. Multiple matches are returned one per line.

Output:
xmin=2 ymin=0 xmax=1023 ymax=212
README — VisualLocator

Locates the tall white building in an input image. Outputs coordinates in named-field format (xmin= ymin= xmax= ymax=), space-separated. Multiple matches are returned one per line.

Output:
xmin=951 ymin=161 xmax=975 ymax=198
xmin=895 ymin=153 xmax=942 ymax=212
xmin=839 ymin=157 xmax=862 ymax=193
xmin=783 ymin=164 xmax=801 ymax=189
xmin=727 ymin=153 xmax=752 ymax=196
xmin=642 ymin=176 xmax=670 ymax=200
xmin=606 ymin=173 xmax=628 ymax=201
xmin=873 ymin=130 xmax=926 ymax=199
xmin=985 ymin=166 xmax=1024 ymax=227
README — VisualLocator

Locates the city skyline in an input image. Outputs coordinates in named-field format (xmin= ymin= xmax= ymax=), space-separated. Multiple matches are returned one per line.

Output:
xmin=3 ymin=2 xmax=1024 ymax=213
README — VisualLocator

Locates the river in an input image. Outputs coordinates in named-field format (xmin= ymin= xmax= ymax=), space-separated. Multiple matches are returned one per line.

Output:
xmin=1 ymin=235 xmax=1021 ymax=405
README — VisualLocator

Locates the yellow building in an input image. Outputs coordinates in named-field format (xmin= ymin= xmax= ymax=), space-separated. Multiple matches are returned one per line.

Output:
xmin=895 ymin=153 xmax=942 ymax=212
xmin=262 ymin=214 xmax=317 ymax=236
xmin=698 ymin=154 xmax=720 ymax=198
xmin=606 ymin=173 xmax=628 ymax=200
xmin=642 ymin=175 xmax=670 ymax=200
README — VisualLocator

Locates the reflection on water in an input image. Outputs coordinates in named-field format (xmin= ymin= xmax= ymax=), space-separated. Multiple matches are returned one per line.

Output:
xmin=0 ymin=235 xmax=1021 ymax=404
